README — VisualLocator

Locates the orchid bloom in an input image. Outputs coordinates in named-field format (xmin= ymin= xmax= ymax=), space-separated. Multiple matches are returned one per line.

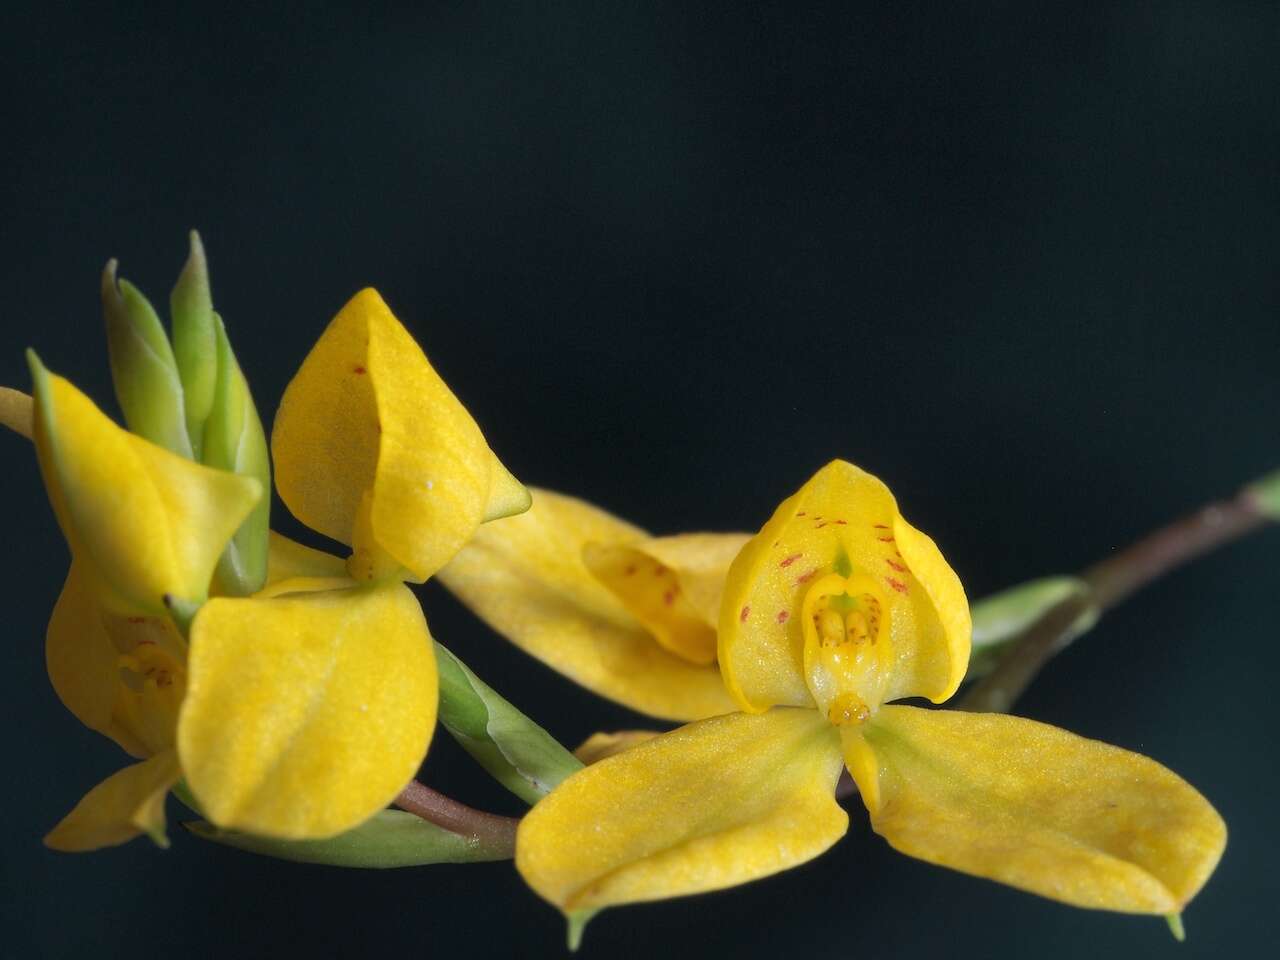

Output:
xmin=439 ymin=487 xmax=746 ymax=720
xmin=515 ymin=461 xmax=1225 ymax=935
xmin=4 ymin=287 xmax=527 ymax=850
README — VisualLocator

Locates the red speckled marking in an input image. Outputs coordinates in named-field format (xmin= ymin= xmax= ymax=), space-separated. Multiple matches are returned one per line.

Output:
xmin=353 ymin=365 xmax=366 ymax=374
xmin=779 ymin=553 xmax=802 ymax=568
xmin=624 ymin=564 xmax=636 ymax=576
xmin=654 ymin=565 xmax=667 ymax=576
xmin=796 ymin=568 xmax=818 ymax=585
xmin=796 ymin=511 xmax=807 ymax=517
xmin=776 ymin=610 xmax=790 ymax=624
xmin=663 ymin=589 xmax=676 ymax=606
xmin=886 ymin=558 xmax=907 ymax=573
xmin=873 ymin=524 xmax=889 ymax=529
xmin=834 ymin=519 xmax=848 ymax=525
xmin=127 ymin=616 xmax=145 ymax=624
xmin=740 ymin=605 xmax=751 ymax=622
xmin=886 ymin=577 xmax=908 ymax=594
xmin=816 ymin=521 xmax=829 ymax=528
xmin=876 ymin=536 xmax=895 ymax=543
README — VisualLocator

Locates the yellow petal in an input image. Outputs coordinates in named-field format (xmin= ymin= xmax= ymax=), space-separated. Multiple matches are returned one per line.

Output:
xmin=46 ymin=565 xmax=149 ymax=758
xmin=178 ymin=580 xmax=437 ymax=839
xmin=44 ymin=750 xmax=181 ymax=851
xmin=271 ymin=288 xmax=527 ymax=582
xmin=264 ymin=530 xmax=348 ymax=584
xmin=30 ymin=359 xmax=261 ymax=614
xmin=849 ymin=706 xmax=1227 ymax=914
xmin=0 ymin=385 xmax=32 ymax=438
xmin=437 ymin=487 xmax=735 ymax=721
xmin=573 ymin=730 xmax=662 ymax=765
xmin=719 ymin=460 xmax=968 ymax=713
xmin=583 ymin=533 xmax=749 ymax=665
xmin=517 ymin=708 xmax=847 ymax=912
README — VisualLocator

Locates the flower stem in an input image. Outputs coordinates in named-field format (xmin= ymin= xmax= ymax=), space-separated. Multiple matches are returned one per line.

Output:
xmin=959 ymin=482 xmax=1273 ymax=714
xmin=394 ymin=779 xmax=520 ymax=858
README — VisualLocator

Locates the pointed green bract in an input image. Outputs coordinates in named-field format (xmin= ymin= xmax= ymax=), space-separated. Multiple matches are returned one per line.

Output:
xmin=102 ymin=261 xmax=192 ymax=457
xmin=204 ymin=314 xmax=271 ymax=595
xmin=185 ymin=810 xmax=510 ymax=867
xmin=435 ymin=643 xmax=582 ymax=804
xmin=1248 ymin=468 xmax=1280 ymax=519
xmin=170 ymin=230 xmax=218 ymax=458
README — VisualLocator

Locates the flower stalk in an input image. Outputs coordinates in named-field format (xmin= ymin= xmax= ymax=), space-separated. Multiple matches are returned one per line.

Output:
xmin=961 ymin=480 xmax=1274 ymax=713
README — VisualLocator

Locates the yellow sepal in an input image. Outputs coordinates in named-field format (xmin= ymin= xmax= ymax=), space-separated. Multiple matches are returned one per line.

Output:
xmin=573 ymin=730 xmax=662 ymax=765
xmin=271 ymin=288 xmax=527 ymax=583
xmin=851 ymin=706 xmax=1227 ymax=914
xmin=583 ymin=533 xmax=748 ymax=665
xmin=29 ymin=358 xmax=261 ymax=615
xmin=517 ymin=708 xmax=847 ymax=913
xmin=44 ymin=750 xmax=181 ymax=852
xmin=719 ymin=460 xmax=968 ymax=712
xmin=438 ymin=487 xmax=735 ymax=721
xmin=178 ymin=580 xmax=437 ymax=839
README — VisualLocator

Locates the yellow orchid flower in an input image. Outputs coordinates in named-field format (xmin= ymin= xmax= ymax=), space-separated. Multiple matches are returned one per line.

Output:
xmin=10 ymin=286 xmax=528 ymax=851
xmin=516 ymin=460 xmax=1226 ymax=935
xmin=438 ymin=487 xmax=745 ymax=720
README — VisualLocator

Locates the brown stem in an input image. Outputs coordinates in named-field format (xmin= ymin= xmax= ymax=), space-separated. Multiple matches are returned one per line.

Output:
xmin=960 ymin=485 xmax=1272 ymax=714
xmin=394 ymin=779 xmax=520 ymax=858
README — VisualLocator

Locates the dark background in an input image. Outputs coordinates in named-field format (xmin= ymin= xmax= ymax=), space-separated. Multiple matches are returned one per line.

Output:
xmin=1 ymin=2 xmax=1276 ymax=957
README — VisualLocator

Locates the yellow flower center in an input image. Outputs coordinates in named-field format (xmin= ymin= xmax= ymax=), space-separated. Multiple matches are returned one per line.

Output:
xmin=800 ymin=571 xmax=893 ymax=726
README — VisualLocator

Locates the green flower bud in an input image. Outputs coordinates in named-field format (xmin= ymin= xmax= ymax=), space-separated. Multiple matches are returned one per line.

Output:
xmin=203 ymin=314 xmax=271 ymax=596
xmin=170 ymin=230 xmax=218 ymax=458
xmin=102 ymin=260 xmax=193 ymax=457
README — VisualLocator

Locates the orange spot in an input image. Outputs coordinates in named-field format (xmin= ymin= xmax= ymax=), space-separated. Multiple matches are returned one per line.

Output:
xmin=873 ymin=524 xmax=889 ymax=529
xmin=624 ymin=564 xmax=636 ymax=576
xmin=876 ymin=536 xmax=895 ymax=543
xmin=353 ymin=365 xmax=366 ymax=374
xmin=776 ymin=610 xmax=790 ymax=624
xmin=886 ymin=578 xmax=908 ymax=594
xmin=886 ymin=558 xmax=907 ymax=572
xmin=739 ymin=605 xmax=751 ymax=623
xmin=796 ymin=569 xmax=818 ymax=585
xmin=663 ymin=589 xmax=675 ymax=607
xmin=779 ymin=553 xmax=802 ymax=568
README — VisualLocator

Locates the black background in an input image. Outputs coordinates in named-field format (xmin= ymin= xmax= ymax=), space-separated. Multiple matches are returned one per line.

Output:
xmin=1 ymin=3 xmax=1276 ymax=958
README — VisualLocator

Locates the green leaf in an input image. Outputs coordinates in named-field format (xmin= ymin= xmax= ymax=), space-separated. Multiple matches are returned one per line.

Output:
xmin=967 ymin=576 xmax=1099 ymax=677
xmin=203 ymin=314 xmax=270 ymax=595
xmin=184 ymin=810 xmax=509 ymax=867
xmin=170 ymin=230 xmax=218 ymax=458
xmin=435 ymin=643 xmax=583 ymax=804
xmin=101 ymin=261 xmax=193 ymax=457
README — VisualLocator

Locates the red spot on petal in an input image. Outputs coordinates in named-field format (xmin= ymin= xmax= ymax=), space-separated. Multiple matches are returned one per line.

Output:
xmin=353 ymin=365 xmax=366 ymax=374
xmin=886 ymin=577 xmax=909 ymax=594
xmin=816 ymin=521 xmax=829 ymax=528
xmin=796 ymin=511 xmax=807 ymax=517
xmin=834 ymin=519 xmax=848 ymax=525
xmin=127 ymin=616 xmax=145 ymax=624
xmin=654 ymin=565 xmax=667 ymax=576
xmin=873 ymin=524 xmax=889 ymax=529
xmin=740 ymin=605 xmax=751 ymax=622
xmin=886 ymin=558 xmax=907 ymax=572
xmin=663 ymin=589 xmax=676 ymax=606
xmin=796 ymin=568 xmax=818 ymax=585
xmin=877 ymin=536 xmax=895 ymax=543
xmin=780 ymin=553 xmax=802 ymax=568
xmin=776 ymin=610 xmax=790 ymax=624
xmin=624 ymin=564 xmax=636 ymax=576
